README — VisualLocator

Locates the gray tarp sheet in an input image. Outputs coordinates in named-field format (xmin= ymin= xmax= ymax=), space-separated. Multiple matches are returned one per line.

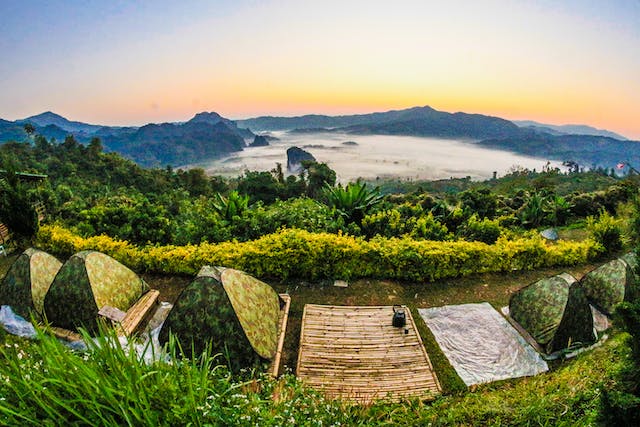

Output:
xmin=419 ymin=302 xmax=548 ymax=386
xmin=0 ymin=304 xmax=171 ymax=364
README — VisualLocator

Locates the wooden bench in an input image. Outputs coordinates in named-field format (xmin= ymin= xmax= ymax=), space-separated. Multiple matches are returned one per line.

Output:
xmin=50 ymin=289 xmax=160 ymax=341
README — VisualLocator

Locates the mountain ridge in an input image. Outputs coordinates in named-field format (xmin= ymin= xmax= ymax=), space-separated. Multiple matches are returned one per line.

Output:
xmin=513 ymin=120 xmax=627 ymax=140
xmin=17 ymin=111 xmax=104 ymax=134
xmin=1 ymin=106 xmax=637 ymax=169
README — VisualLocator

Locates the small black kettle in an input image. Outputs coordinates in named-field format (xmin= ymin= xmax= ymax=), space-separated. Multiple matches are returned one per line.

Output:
xmin=392 ymin=305 xmax=406 ymax=328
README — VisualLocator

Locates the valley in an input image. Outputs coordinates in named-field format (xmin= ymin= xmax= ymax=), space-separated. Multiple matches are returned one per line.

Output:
xmin=193 ymin=131 xmax=560 ymax=182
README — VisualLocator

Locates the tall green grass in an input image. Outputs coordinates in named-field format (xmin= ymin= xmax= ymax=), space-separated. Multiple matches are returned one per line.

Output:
xmin=0 ymin=327 xmax=626 ymax=426
xmin=0 ymin=327 xmax=347 ymax=426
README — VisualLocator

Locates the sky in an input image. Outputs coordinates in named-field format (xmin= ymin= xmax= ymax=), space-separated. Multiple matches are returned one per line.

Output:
xmin=1 ymin=0 xmax=639 ymax=138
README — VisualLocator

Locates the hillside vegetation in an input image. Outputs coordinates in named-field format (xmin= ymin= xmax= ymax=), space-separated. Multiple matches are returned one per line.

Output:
xmin=1 ymin=131 xmax=640 ymax=425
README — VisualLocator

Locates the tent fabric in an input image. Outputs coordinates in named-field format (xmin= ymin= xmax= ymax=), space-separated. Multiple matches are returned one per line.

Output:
xmin=159 ymin=267 xmax=282 ymax=370
xmin=581 ymin=254 xmax=639 ymax=315
xmin=44 ymin=251 xmax=148 ymax=332
xmin=419 ymin=303 xmax=548 ymax=386
xmin=510 ymin=274 xmax=574 ymax=346
xmin=621 ymin=252 xmax=640 ymax=302
xmin=0 ymin=248 xmax=62 ymax=319
xmin=220 ymin=268 xmax=280 ymax=359
xmin=509 ymin=273 xmax=595 ymax=354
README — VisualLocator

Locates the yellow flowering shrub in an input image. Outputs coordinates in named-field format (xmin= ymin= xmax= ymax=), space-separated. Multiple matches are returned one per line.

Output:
xmin=36 ymin=225 xmax=604 ymax=282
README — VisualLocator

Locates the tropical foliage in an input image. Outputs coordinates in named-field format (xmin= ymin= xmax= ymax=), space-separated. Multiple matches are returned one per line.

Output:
xmin=323 ymin=180 xmax=383 ymax=225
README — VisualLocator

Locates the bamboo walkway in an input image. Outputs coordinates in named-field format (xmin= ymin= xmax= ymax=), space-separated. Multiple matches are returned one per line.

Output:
xmin=296 ymin=305 xmax=440 ymax=403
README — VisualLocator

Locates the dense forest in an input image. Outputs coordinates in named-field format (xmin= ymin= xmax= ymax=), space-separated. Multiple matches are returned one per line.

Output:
xmin=0 ymin=130 xmax=637 ymax=250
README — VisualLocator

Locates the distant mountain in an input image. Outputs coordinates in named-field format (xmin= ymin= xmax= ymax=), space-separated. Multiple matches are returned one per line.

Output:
xmin=340 ymin=110 xmax=520 ymax=139
xmin=238 ymin=106 xmax=521 ymax=140
xmin=477 ymin=131 xmax=640 ymax=169
xmin=17 ymin=111 xmax=104 ymax=134
xmin=0 ymin=119 xmax=28 ymax=141
xmin=101 ymin=120 xmax=245 ymax=167
xmin=189 ymin=112 xmax=254 ymax=139
xmin=238 ymin=107 xmax=451 ymax=131
xmin=2 ymin=107 xmax=637 ymax=170
xmin=0 ymin=111 xmax=250 ymax=167
xmin=513 ymin=120 xmax=627 ymax=140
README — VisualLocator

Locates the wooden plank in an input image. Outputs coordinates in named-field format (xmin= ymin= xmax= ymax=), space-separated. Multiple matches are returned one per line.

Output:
xmin=269 ymin=294 xmax=291 ymax=377
xmin=50 ymin=326 xmax=82 ymax=342
xmin=118 ymin=289 xmax=160 ymax=336
xmin=98 ymin=305 xmax=127 ymax=323
xmin=295 ymin=304 xmax=310 ymax=375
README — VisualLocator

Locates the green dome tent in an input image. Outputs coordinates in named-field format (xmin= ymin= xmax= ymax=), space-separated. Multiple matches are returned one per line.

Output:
xmin=159 ymin=266 xmax=283 ymax=371
xmin=509 ymin=273 xmax=596 ymax=354
xmin=580 ymin=253 xmax=640 ymax=315
xmin=44 ymin=251 xmax=149 ymax=332
xmin=0 ymin=248 xmax=62 ymax=319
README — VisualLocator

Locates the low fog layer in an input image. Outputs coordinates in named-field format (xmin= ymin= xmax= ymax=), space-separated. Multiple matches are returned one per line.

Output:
xmin=195 ymin=132 xmax=559 ymax=182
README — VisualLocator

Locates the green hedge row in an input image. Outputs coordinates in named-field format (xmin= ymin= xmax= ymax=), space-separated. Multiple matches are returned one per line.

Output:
xmin=36 ymin=225 xmax=604 ymax=282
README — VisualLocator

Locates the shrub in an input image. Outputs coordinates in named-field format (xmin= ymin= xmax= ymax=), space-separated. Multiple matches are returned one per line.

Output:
xmin=459 ymin=187 xmax=498 ymax=219
xmin=361 ymin=209 xmax=450 ymax=240
xmin=546 ymin=195 xmax=572 ymax=226
xmin=630 ymin=196 xmax=640 ymax=243
xmin=586 ymin=210 xmax=622 ymax=253
xmin=361 ymin=209 xmax=408 ymax=238
xmin=258 ymin=197 xmax=342 ymax=235
xmin=458 ymin=214 xmax=502 ymax=244
xmin=410 ymin=213 xmax=451 ymax=241
xmin=36 ymin=225 xmax=603 ymax=282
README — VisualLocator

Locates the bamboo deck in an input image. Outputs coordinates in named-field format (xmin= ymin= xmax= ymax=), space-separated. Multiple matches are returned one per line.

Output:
xmin=296 ymin=305 xmax=441 ymax=403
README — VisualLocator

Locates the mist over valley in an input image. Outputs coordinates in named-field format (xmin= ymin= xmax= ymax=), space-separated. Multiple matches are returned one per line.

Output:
xmin=193 ymin=131 xmax=561 ymax=182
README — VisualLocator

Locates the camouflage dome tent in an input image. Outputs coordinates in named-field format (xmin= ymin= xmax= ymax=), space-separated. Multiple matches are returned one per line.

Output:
xmin=509 ymin=273 xmax=596 ymax=354
xmin=580 ymin=252 xmax=639 ymax=315
xmin=0 ymin=248 xmax=62 ymax=319
xmin=44 ymin=251 xmax=149 ymax=332
xmin=159 ymin=266 xmax=283 ymax=371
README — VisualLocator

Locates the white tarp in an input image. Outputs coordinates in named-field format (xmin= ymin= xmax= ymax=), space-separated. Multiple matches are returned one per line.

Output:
xmin=0 ymin=303 xmax=172 ymax=364
xmin=419 ymin=302 xmax=548 ymax=386
xmin=0 ymin=305 xmax=37 ymax=337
